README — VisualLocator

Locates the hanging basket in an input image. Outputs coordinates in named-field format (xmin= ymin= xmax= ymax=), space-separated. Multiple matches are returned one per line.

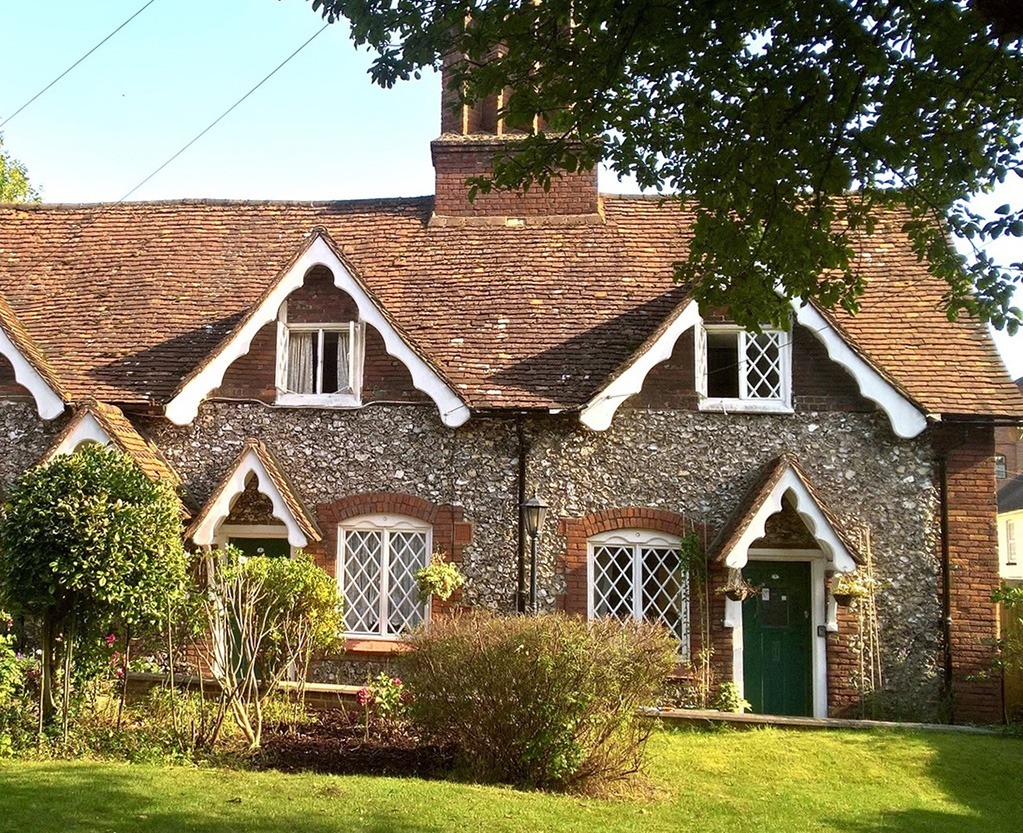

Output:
xmin=832 ymin=591 xmax=855 ymax=608
xmin=725 ymin=585 xmax=754 ymax=602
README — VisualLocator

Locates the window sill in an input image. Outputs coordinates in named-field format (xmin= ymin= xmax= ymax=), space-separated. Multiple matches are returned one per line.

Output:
xmin=275 ymin=392 xmax=362 ymax=408
xmin=698 ymin=398 xmax=793 ymax=415
xmin=343 ymin=637 xmax=410 ymax=655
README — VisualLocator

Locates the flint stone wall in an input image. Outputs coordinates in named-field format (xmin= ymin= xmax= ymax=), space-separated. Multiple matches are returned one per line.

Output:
xmin=147 ymin=400 xmax=941 ymax=708
xmin=0 ymin=401 xmax=62 ymax=492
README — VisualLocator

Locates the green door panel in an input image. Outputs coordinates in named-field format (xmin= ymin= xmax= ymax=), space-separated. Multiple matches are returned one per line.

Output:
xmin=228 ymin=537 xmax=291 ymax=559
xmin=742 ymin=560 xmax=813 ymax=717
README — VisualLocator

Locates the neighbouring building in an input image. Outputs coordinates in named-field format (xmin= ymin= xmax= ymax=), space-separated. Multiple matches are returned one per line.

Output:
xmin=0 ymin=74 xmax=1020 ymax=723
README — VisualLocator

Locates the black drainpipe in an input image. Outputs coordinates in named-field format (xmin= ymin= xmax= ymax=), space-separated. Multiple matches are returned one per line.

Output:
xmin=937 ymin=451 xmax=954 ymax=723
xmin=516 ymin=415 xmax=528 ymax=614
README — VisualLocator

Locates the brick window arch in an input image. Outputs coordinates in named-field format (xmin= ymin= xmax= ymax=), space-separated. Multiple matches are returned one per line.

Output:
xmin=559 ymin=508 xmax=696 ymax=620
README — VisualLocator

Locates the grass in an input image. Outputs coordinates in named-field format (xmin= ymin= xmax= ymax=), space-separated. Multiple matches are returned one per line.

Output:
xmin=0 ymin=726 xmax=1020 ymax=832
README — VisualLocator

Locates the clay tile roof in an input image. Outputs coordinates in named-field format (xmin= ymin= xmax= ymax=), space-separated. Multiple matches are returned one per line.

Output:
xmin=709 ymin=453 xmax=864 ymax=565
xmin=0 ymin=196 xmax=1017 ymax=416
xmin=39 ymin=399 xmax=189 ymax=515
xmin=186 ymin=438 xmax=322 ymax=545
xmin=0 ymin=290 xmax=67 ymax=401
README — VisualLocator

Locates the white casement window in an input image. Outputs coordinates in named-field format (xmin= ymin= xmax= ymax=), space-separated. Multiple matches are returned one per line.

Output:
xmin=996 ymin=455 xmax=1008 ymax=480
xmin=338 ymin=515 xmax=431 ymax=638
xmin=275 ymin=302 xmax=365 ymax=407
xmin=1008 ymin=519 xmax=1018 ymax=566
xmin=588 ymin=529 xmax=688 ymax=656
xmin=695 ymin=325 xmax=792 ymax=413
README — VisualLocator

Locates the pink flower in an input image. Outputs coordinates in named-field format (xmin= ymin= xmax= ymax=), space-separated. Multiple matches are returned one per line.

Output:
xmin=391 ymin=677 xmax=402 ymax=687
xmin=104 ymin=633 xmax=117 ymax=646
xmin=356 ymin=687 xmax=371 ymax=707
xmin=109 ymin=651 xmax=121 ymax=666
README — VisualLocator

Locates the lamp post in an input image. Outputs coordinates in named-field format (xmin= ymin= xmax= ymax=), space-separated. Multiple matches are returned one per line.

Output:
xmin=522 ymin=495 xmax=548 ymax=613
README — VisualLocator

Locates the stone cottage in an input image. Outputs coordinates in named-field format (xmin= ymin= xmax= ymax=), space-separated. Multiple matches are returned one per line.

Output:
xmin=0 ymin=84 xmax=1020 ymax=724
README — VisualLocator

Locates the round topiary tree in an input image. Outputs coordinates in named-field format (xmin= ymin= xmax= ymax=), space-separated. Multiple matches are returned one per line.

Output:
xmin=0 ymin=444 xmax=188 ymax=731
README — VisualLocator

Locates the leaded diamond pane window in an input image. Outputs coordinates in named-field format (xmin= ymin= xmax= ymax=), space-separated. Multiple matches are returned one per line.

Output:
xmin=590 ymin=530 xmax=688 ymax=654
xmin=700 ymin=325 xmax=790 ymax=408
xmin=340 ymin=516 xmax=430 ymax=637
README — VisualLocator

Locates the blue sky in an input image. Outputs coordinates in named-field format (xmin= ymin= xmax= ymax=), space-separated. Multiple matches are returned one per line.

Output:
xmin=1 ymin=0 xmax=1020 ymax=377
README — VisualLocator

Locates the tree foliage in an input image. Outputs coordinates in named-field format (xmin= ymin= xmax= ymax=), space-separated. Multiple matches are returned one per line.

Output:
xmin=0 ymin=444 xmax=187 ymax=723
xmin=307 ymin=0 xmax=1023 ymax=331
xmin=0 ymin=136 xmax=37 ymax=203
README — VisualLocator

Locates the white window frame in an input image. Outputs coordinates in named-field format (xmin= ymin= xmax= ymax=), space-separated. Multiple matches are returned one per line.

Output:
xmin=337 ymin=514 xmax=432 ymax=640
xmin=587 ymin=528 xmax=688 ymax=658
xmin=275 ymin=301 xmax=366 ymax=407
xmin=696 ymin=324 xmax=793 ymax=414
xmin=1008 ymin=519 xmax=1018 ymax=566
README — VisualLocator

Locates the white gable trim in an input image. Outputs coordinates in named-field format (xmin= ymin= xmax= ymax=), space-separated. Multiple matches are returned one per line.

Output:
xmin=0 ymin=327 xmax=64 ymax=420
xmin=47 ymin=412 xmax=111 ymax=458
xmin=191 ymin=448 xmax=309 ymax=548
xmin=164 ymin=235 xmax=470 ymax=427
xmin=720 ymin=467 xmax=859 ymax=574
xmin=791 ymin=300 xmax=927 ymax=439
xmin=580 ymin=300 xmax=701 ymax=431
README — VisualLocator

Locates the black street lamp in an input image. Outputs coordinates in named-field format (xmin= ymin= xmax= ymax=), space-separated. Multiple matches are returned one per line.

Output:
xmin=522 ymin=495 xmax=548 ymax=613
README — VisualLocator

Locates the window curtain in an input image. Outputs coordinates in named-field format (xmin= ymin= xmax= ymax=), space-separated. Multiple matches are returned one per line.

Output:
xmin=287 ymin=331 xmax=315 ymax=393
xmin=337 ymin=328 xmax=351 ymax=392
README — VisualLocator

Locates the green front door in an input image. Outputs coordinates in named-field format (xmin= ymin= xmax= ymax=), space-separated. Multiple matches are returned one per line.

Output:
xmin=742 ymin=560 xmax=813 ymax=716
xmin=228 ymin=536 xmax=290 ymax=559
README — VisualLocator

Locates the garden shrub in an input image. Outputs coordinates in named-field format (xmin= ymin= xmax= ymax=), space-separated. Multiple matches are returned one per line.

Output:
xmin=200 ymin=549 xmax=343 ymax=748
xmin=0 ymin=444 xmax=188 ymax=733
xmin=402 ymin=611 xmax=677 ymax=792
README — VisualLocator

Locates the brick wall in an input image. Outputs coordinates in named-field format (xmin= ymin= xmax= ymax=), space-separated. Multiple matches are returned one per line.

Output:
xmin=431 ymin=139 xmax=599 ymax=218
xmin=0 ymin=353 xmax=32 ymax=398
xmin=938 ymin=422 xmax=1002 ymax=723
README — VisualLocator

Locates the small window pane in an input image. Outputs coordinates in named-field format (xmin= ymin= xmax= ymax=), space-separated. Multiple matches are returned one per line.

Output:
xmin=286 ymin=331 xmax=316 ymax=394
xmin=745 ymin=332 xmax=783 ymax=399
xmin=996 ymin=455 xmax=1008 ymax=480
xmin=707 ymin=332 xmax=740 ymax=398
xmin=388 ymin=531 xmax=428 ymax=633
xmin=640 ymin=546 xmax=685 ymax=641
xmin=322 ymin=331 xmax=340 ymax=394
xmin=593 ymin=545 xmax=634 ymax=621
xmin=344 ymin=530 xmax=383 ymax=633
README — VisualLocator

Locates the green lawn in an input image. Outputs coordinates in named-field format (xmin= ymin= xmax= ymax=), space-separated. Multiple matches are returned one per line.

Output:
xmin=0 ymin=727 xmax=1019 ymax=832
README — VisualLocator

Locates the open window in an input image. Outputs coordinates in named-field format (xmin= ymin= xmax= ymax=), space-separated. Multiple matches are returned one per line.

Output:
xmin=275 ymin=301 xmax=365 ymax=407
xmin=696 ymin=325 xmax=792 ymax=413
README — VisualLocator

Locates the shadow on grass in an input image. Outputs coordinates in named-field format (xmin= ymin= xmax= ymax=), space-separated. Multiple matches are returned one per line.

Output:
xmin=824 ymin=731 xmax=1022 ymax=833
xmin=0 ymin=764 xmax=448 ymax=833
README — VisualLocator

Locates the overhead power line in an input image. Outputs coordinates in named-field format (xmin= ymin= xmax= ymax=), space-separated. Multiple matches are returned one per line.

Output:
xmin=118 ymin=23 xmax=330 ymax=203
xmin=0 ymin=0 xmax=161 ymax=130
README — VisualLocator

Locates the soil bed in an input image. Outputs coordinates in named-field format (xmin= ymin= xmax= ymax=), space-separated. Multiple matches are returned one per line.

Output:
xmin=255 ymin=709 xmax=457 ymax=779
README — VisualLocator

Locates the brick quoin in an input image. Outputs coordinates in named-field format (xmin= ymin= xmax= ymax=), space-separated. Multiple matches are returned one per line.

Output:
xmin=936 ymin=423 xmax=1002 ymax=723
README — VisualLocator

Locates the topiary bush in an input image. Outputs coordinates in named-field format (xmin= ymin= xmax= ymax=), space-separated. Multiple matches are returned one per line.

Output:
xmin=402 ymin=611 xmax=677 ymax=792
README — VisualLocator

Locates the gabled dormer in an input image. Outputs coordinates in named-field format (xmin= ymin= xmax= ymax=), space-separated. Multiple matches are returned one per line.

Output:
xmin=164 ymin=233 xmax=470 ymax=427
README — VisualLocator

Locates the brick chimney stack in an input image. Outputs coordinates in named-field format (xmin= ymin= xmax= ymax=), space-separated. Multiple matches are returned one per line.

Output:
xmin=431 ymin=51 xmax=600 ymax=220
